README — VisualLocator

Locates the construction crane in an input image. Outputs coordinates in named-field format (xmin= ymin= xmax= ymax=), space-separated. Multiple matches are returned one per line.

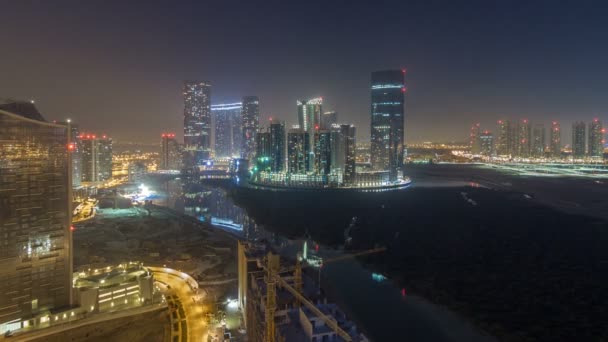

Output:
xmin=262 ymin=247 xmax=387 ymax=342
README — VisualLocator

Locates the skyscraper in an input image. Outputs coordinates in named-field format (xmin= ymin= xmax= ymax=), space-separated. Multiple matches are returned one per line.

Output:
xmin=550 ymin=121 xmax=561 ymax=157
xmin=241 ymin=96 xmax=259 ymax=161
xmin=588 ymin=118 xmax=604 ymax=158
xmin=479 ymin=131 xmax=494 ymax=156
xmin=80 ymin=134 xmax=112 ymax=182
xmin=370 ymin=70 xmax=405 ymax=180
xmin=212 ymin=102 xmax=242 ymax=158
xmin=342 ymin=125 xmax=357 ymax=185
xmin=255 ymin=131 xmax=271 ymax=172
xmin=183 ymin=81 xmax=211 ymax=166
xmin=531 ymin=124 xmax=545 ymax=157
xmin=160 ymin=133 xmax=182 ymax=170
xmin=270 ymin=122 xmax=286 ymax=172
xmin=496 ymin=119 xmax=518 ymax=156
xmin=287 ymin=129 xmax=310 ymax=174
xmin=0 ymin=102 xmax=72 ymax=331
xmin=518 ymin=119 xmax=531 ymax=157
xmin=320 ymin=111 xmax=337 ymax=130
xmin=297 ymin=98 xmax=323 ymax=171
xmin=470 ymin=123 xmax=481 ymax=154
xmin=572 ymin=121 xmax=586 ymax=158
xmin=314 ymin=130 xmax=332 ymax=174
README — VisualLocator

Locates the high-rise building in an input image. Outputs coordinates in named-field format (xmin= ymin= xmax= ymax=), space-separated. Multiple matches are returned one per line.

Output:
xmin=479 ymin=131 xmax=494 ymax=156
xmin=531 ymin=124 xmax=545 ymax=157
xmin=0 ymin=102 xmax=72 ymax=331
xmin=342 ymin=125 xmax=357 ymax=185
xmin=314 ymin=130 xmax=332 ymax=174
xmin=496 ymin=119 xmax=518 ymax=156
xmin=80 ymin=134 xmax=112 ymax=182
xmin=269 ymin=122 xmax=286 ymax=172
xmin=518 ymin=119 xmax=531 ymax=157
xmin=321 ymin=111 xmax=337 ymax=130
xmin=59 ymin=121 xmax=82 ymax=187
xmin=160 ymin=133 xmax=182 ymax=170
xmin=470 ymin=123 xmax=481 ymax=154
xmin=297 ymin=98 xmax=323 ymax=171
xmin=588 ymin=118 xmax=604 ymax=158
xmin=370 ymin=70 xmax=405 ymax=180
xmin=241 ymin=96 xmax=259 ymax=161
xmin=287 ymin=130 xmax=310 ymax=174
xmin=183 ymin=81 xmax=212 ymax=166
xmin=572 ymin=121 xmax=586 ymax=158
xmin=255 ymin=131 xmax=271 ymax=172
xmin=212 ymin=102 xmax=242 ymax=158
xmin=550 ymin=121 xmax=561 ymax=157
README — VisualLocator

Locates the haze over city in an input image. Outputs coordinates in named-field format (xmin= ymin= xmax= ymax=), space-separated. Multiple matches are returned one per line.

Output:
xmin=2 ymin=0 xmax=607 ymax=144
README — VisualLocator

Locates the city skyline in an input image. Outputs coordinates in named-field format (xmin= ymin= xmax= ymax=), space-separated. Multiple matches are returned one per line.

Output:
xmin=2 ymin=1 xmax=607 ymax=145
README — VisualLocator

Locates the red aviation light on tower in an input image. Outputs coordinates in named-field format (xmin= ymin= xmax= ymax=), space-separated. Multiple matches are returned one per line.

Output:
xmin=594 ymin=118 xmax=599 ymax=122
xmin=67 ymin=143 xmax=75 ymax=151
xmin=401 ymin=68 xmax=407 ymax=75
xmin=315 ymin=124 xmax=319 ymax=130
xmin=162 ymin=133 xmax=166 ymax=138
xmin=401 ymin=87 xmax=407 ymax=93
xmin=102 ymin=135 xmax=107 ymax=139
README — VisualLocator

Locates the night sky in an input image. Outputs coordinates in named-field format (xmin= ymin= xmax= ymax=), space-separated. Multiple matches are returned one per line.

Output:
xmin=2 ymin=0 xmax=607 ymax=144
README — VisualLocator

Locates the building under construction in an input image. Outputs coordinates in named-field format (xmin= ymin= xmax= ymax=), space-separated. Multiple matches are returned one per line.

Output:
xmin=237 ymin=241 xmax=369 ymax=342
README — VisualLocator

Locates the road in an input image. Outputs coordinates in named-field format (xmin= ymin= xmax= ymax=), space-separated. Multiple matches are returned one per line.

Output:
xmin=153 ymin=271 xmax=210 ymax=342
xmin=5 ymin=303 xmax=166 ymax=342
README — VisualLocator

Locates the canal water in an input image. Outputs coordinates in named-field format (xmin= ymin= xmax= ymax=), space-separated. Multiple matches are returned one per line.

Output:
xmin=149 ymin=177 xmax=496 ymax=342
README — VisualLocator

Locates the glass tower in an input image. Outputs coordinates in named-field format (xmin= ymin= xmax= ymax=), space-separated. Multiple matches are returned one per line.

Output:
xmin=297 ymin=97 xmax=323 ymax=171
xmin=370 ymin=70 xmax=405 ymax=180
xmin=550 ymin=121 xmax=561 ymax=157
xmin=241 ymin=96 xmax=259 ymax=161
xmin=183 ymin=81 xmax=212 ymax=166
xmin=572 ymin=121 xmax=586 ymax=158
xmin=0 ymin=103 xmax=72 ymax=331
xmin=212 ymin=102 xmax=242 ymax=158
xmin=588 ymin=118 xmax=604 ymax=158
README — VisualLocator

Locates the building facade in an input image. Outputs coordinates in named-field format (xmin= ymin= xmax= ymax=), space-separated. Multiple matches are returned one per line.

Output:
xmin=572 ymin=121 xmax=586 ymax=158
xmin=241 ymin=96 xmax=260 ymax=161
xmin=183 ymin=81 xmax=212 ymax=166
xmin=370 ymin=70 xmax=405 ymax=181
xmin=287 ymin=130 xmax=311 ymax=174
xmin=320 ymin=111 xmax=337 ymax=130
xmin=0 ymin=104 xmax=72 ymax=333
xmin=314 ymin=130 xmax=332 ymax=175
xmin=212 ymin=102 xmax=242 ymax=158
xmin=531 ymin=124 xmax=545 ymax=157
xmin=470 ymin=123 xmax=481 ymax=154
xmin=479 ymin=131 xmax=494 ymax=156
xmin=297 ymin=98 xmax=323 ymax=171
xmin=518 ymin=119 xmax=531 ymax=157
xmin=160 ymin=133 xmax=182 ymax=170
xmin=270 ymin=122 xmax=286 ymax=172
xmin=550 ymin=121 xmax=561 ymax=157
xmin=80 ymin=134 xmax=112 ymax=182
xmin=588 ymin=118 xmax=604 ymax=158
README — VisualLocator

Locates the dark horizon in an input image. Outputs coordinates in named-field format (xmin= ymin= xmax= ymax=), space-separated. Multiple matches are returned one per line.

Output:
xmin=2 ymin=0 xmax=607 ymax=145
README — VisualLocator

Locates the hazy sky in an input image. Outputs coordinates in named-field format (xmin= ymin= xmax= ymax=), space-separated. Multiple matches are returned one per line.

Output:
xmin=1 ymin=0 xmax=607 ymax=144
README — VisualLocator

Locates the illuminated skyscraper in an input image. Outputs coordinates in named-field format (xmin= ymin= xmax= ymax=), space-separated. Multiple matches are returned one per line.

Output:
xmin=241 ymin=96 xmax=259 ymax=161
xmin=80 ymin=134 xmax=112 ymax=182
xmin=572 ymin=121 xmax=586 ymax=158
xmin=531 ymin=124 xmax=545 ymax=157
xmin=479 ymin=131 xmax=494 ymax=156
xmin=342 ymin=124 xmax=357 ymax=185
xmin=370 ymin=70 xmax=405 ymax=180
xmin=212 ymin=102 xmax=242 ymax=158
xmin=550 ymin=121 xmax=561 ymax=157
xmin=183 ymin=81 xmax=211 ymax=166
xmin=470 ymin=123 xmax=481 ymax=154
xmin=496 ymin=119 xmax=518 ymax=156
xmin=518 ymin=119 xmax=531 ymax=157
xmin=287 ymin=129 xmax=311 ymax=174
xmin=321 ymin=111 xmax=337 ymax=130
xmin=297 ymin=97 xmax=322 ymax=171
xmin=255 ymin=131 xmax=271 ymax=172
xmin=588 ymin=118 xmax=604 ymax=158
xmin=160 ymin=133 xmax=182 ymax=170
xmin=0 ymin=102 xmax=72 ymax=331
xmin=314 ymin=130 xmax=332 ymax=174
xmin=270 ymin=121 xmax=286 ymax=172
